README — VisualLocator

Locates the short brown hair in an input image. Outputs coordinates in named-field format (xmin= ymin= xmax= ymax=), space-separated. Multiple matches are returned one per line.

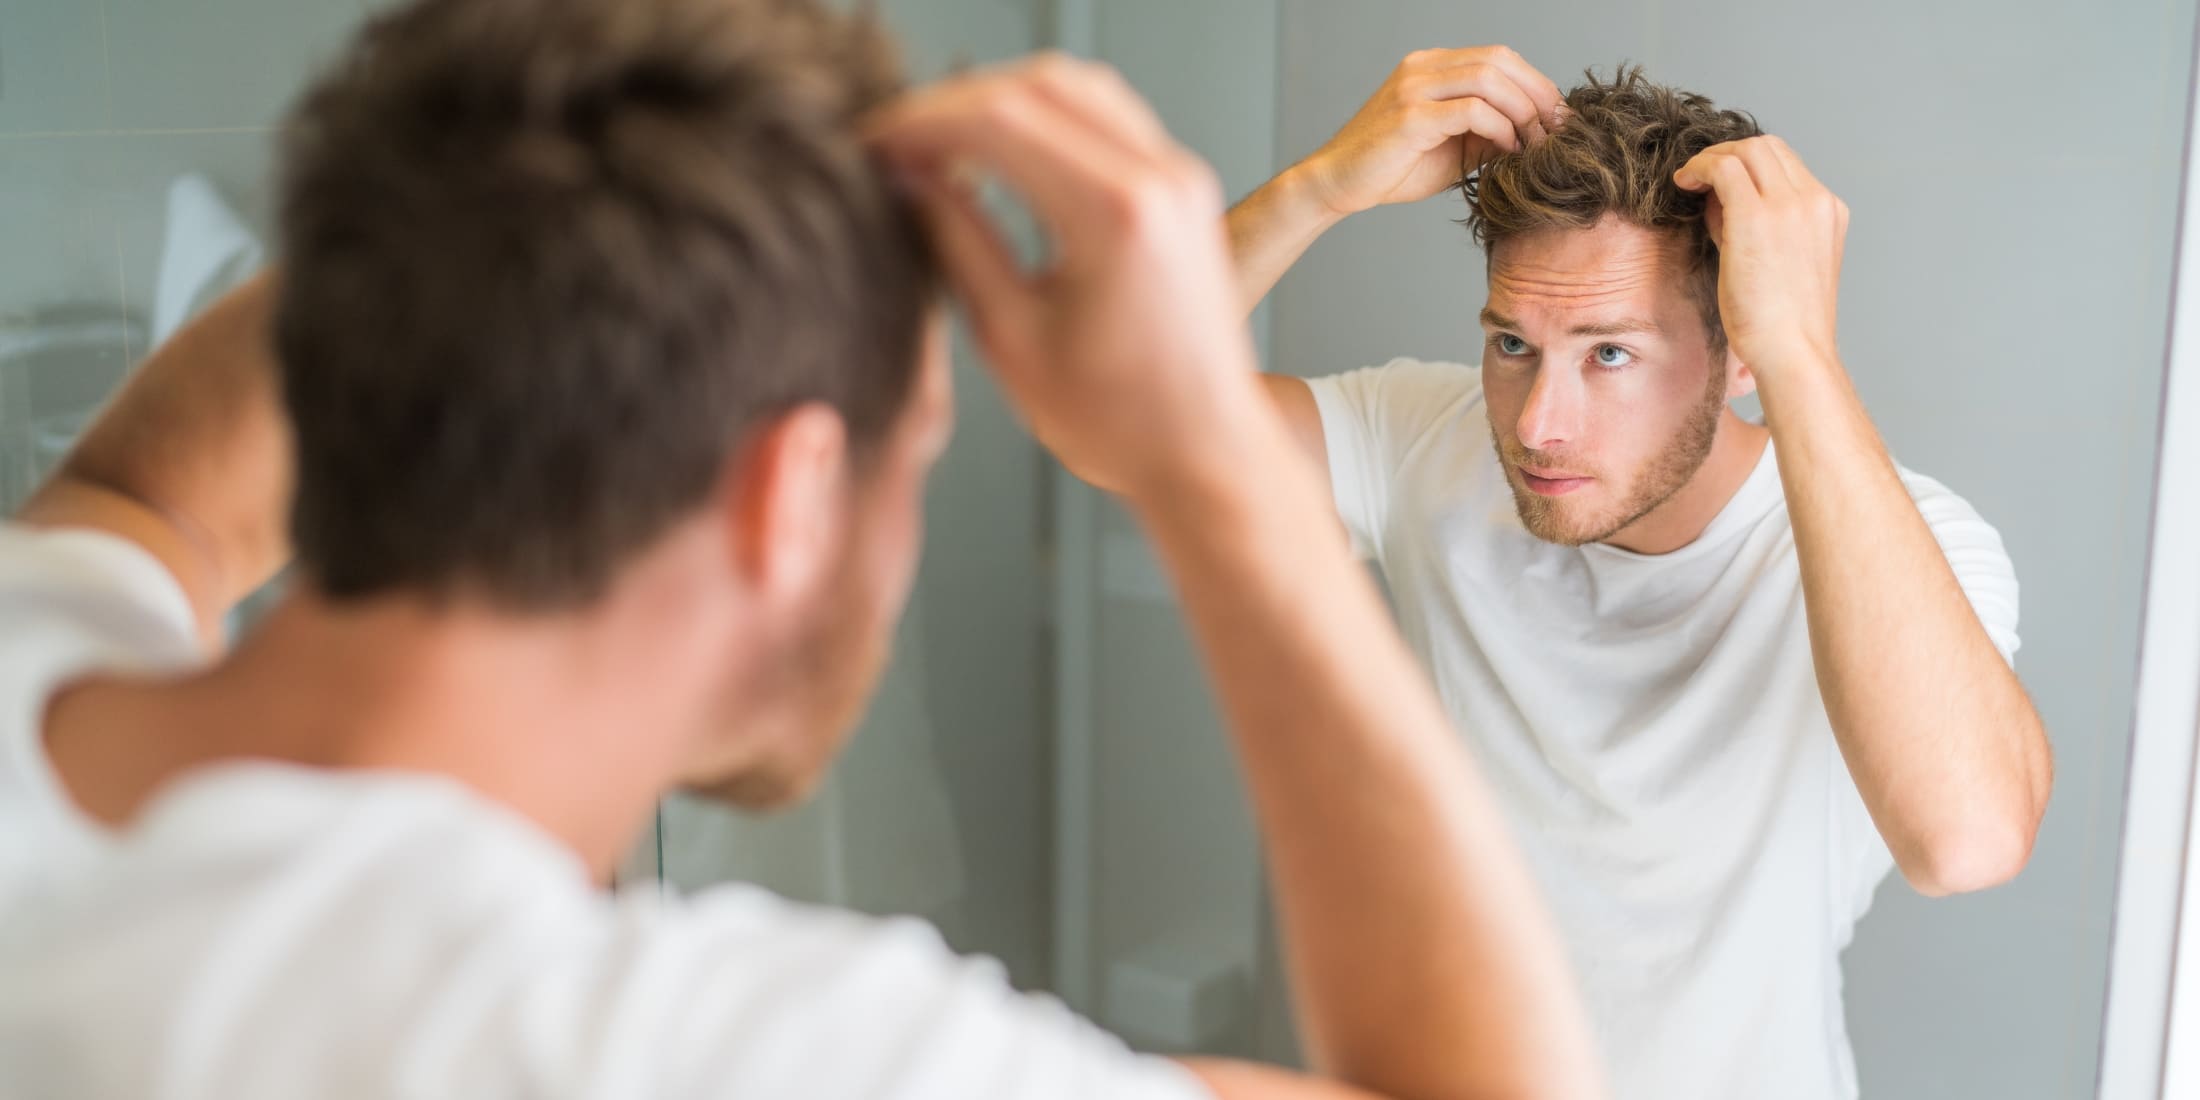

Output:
xmin=1463 ymin=65 xmax=1760 ymax=350
xmin=275 ymin=0 xmax=935 ymax=610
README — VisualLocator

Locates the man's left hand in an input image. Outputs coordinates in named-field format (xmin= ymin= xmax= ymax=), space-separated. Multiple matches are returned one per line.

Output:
xmin=1673 ymin=135 xmax=1847 ymax=377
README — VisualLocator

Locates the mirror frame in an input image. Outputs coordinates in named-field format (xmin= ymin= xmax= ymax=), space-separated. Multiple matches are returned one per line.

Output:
xmin=2099 ymin=9 xmax=2200 ymax=1096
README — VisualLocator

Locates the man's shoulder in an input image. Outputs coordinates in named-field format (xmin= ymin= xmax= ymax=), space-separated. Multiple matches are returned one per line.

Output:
xmin=1303 ymin=357 xmax=1488 ymax=457
xmin=0 ymin=523 xmax=199 ymax=663
xmin=0 ymin=767 xmax=1204 ymax=1100
xmin=1316 ymin=356 xmax=1484 ymax=399
xmin=1889 ymin=464 xmax=2004 ymax=540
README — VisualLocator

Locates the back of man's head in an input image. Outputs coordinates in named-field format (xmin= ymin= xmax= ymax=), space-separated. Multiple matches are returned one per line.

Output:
xmin=276 ymin=0 xmax=935 ymax=611
xmin=1464 ymin=65 xmax=1760 ymax=350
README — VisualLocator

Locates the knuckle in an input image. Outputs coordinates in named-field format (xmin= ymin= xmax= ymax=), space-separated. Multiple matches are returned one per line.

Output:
xmin=1177 ymin=156 xmax=1225 ymax=207
xmin=1028 ymin=49 xmax=1075 ymax=79
xmin=975 ymin=87 xmax=1032 ymax=128
xmin=1090 ymin=60 xmax=1133 ymax=91
xmin=1118 ymin=172 xmax=1182 ymax=228
xmin=1487 ymin=43 xmax=1520 ymax=61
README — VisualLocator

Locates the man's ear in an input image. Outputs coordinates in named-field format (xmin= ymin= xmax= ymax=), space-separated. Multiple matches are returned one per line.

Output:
xmin=1723 ymin=345 xmax=1757 ymax=401
xmin=726 ymin=403 xmax=851 ymax=605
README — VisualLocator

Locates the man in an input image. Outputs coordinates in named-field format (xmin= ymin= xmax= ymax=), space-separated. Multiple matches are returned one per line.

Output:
xmin=1227 ymin=49 xmax=2053 ymax=1100
xmin=0 ymin=2 xmax=1604 ymax=1098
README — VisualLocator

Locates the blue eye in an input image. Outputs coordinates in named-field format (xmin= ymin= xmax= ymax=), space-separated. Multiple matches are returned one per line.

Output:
xmin=1495 ymin=334 xmax=1530 ymax=356
xmin=1592 ymin=344 xmax=1634 ymax=368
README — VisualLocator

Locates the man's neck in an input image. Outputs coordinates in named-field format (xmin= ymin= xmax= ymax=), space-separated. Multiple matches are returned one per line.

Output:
xmin=1603 ymin=409 xmax=1772 ymax=555
xmin=46 ymin=588 xmax=732 ymax=882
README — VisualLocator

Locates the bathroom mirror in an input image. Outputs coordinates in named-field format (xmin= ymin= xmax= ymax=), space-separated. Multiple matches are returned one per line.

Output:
xmin=2 ymin=2 xmax=2195 ymax=1098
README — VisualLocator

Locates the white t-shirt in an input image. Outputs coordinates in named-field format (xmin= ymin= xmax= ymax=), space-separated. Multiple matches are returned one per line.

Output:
xmin=0 ymin=525 xmax=1209 ymax=1100
xmin=1306 ymin=359 xmax=2021 ymax=1100
xmin=0 ymin=525 xmax=201 ymax=898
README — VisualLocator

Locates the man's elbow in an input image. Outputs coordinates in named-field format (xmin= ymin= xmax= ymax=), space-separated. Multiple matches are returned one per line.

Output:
xmin=1899 ymin=814 xmax=2040 ymax=898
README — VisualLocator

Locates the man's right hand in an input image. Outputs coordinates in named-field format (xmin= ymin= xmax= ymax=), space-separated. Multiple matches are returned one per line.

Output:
xmin=1222 ymin=47 xmax=1562 ymax=321
xmin=1295 ymin=45 xmax=1564 ymax=218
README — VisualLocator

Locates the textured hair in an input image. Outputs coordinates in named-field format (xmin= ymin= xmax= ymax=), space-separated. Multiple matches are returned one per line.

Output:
xmin=1464 ymin=65 xmax=1760 ymax=349
xmin=275 ymin=0 xmax=935 ymax=610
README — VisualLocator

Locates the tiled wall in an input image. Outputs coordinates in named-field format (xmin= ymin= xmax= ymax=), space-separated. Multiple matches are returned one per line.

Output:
xmin=0 ymin=0 xmax=373 ymax=506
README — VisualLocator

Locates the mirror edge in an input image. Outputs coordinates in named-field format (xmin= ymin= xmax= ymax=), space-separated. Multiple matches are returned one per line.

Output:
xmin=2100 ymin=8 xmax=2200 ymax=1095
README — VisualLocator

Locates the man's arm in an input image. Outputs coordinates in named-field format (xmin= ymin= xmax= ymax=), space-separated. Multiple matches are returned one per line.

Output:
xmin=1226 ymin=46 xmax=1563 ymax=317
xmin=13 ymin=272 xmax=292 ymax=647
xmin=1260 ymin=374 xmax=1332 ymax=510
xmin=874 ymin=54 xmax=1603 ymax=1100
xmin=1675 ymin=137 xmax=2052 ymax=897
xmin=1230 ymin=47 xmax=1561 ymax=492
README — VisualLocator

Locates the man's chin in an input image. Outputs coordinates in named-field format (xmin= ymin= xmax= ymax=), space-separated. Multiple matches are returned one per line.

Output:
xmin=681 ymin=765 xmax=823 ymax=815
xmin=1511 ymin=490 xmax=1616 ymax=547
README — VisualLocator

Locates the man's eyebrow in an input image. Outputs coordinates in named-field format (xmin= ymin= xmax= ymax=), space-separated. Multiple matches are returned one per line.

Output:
xmin=1568 ymin=318 xmax=1660 ymax=338
xmin=1476 ymin=308 xmax=1660 ymax=339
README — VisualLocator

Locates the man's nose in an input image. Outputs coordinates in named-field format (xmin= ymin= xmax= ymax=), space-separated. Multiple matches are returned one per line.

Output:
xmin=1516 ymin=363 xmax=1583 ymax=452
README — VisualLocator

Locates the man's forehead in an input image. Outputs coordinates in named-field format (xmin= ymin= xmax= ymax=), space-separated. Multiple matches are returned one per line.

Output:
xmin=1484 ymin=220 xmax=1695 ymax=326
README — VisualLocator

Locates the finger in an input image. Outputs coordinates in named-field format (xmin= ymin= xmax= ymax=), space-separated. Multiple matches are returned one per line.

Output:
xmin=872 ymin=78 xmax=1158 ymax=256
xmin=1412 ymin=45 xmax=1565 ymax=135
xmin=1021 ymin=52 xmax=1175 ymax=160
xmin=1759 ymin=135 xmax=1849 ymax=234
xmin=1429 ymin=96 xmax=1525 ymax=162
xmin=1728 ymin=137 xmax=1797 ymax=196
xmin=1412 ymin=63 xmax=1545 ymax=146
xmin=904 ymin=168 xmax=1033 ymax=332
xmin=1673 ymin=149 xmax=1764 ymax=221
xmin=1760 ymin=135 xmax=1818 ymax=190
xmin=1761 ymin=135 xmax=1844 ymax=222
xmin=1680 ymin=139 xmax=1786 ymax=198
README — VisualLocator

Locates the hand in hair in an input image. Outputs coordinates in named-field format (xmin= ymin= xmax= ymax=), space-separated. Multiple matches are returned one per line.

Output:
xmin=1298 ymin=45 xmax=1564 ymax=218
xmin=867 ymin=53 xmax=1269 ymax=503
xmin=1672 ymin=135 xmax=1848 ymax=375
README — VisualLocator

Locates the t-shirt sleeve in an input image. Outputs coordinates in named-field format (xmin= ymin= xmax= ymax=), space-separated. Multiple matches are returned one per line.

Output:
xmin=1301 ymin=358 xmax=1482 ymax=560
xmin=1902 ymin=472 xmax=2022 ymax=666
xmin=0 ymin=524 xmax=203 ymax=890
xmin=529 ymin=883 xmax=1214 ymax=1100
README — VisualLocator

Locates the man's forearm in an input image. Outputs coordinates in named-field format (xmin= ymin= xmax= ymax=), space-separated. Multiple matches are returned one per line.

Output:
xmin=1133 ymin=408 xmax=1602 ymax=1100
xmin=18 ymin=273 xmax=292 ymax=641
xmin=1227 ymin=166 xmax=1346 ymax=318
xmin=1757 ymin=352 xmax=2052 ymax=896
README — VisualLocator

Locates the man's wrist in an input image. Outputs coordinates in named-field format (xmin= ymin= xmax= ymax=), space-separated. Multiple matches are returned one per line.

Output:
xmin=1121 ymin=384 xmax=1310 ymax=532
xmin=1268 ymin=160 xmax=1355 ymax=233
xmin=1741 ymin=337 xmax=1843 ymax=390
xmin=1750 ymin=342 xmax=1855 ymax=428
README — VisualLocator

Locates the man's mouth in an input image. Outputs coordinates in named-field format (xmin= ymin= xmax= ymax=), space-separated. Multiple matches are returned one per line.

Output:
xmin=1517 ymin=464 xmax=1594 ymax=497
